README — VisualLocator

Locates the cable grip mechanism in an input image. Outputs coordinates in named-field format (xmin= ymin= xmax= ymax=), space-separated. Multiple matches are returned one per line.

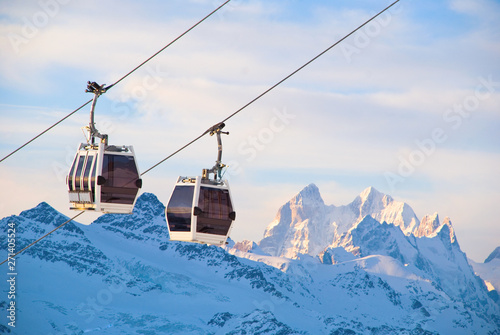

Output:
xmin=86 ymin=81 xmax=109 ymax=145
xmin=203 ymin=122 xmax=229 ymax=182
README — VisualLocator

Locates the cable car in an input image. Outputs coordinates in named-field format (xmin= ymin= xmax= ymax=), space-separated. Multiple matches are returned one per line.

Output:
xmin=66 ymin=82 xmax=142 ymax=213
xmin=166 ymin=123 xmax=236 ymax=245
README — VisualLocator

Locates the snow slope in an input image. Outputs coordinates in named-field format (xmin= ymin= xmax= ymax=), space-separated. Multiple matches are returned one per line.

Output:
xmin=0 ymin=191 xmax=499 ymax=334
xmin=470 ymin=247 xmax=500 ymax=304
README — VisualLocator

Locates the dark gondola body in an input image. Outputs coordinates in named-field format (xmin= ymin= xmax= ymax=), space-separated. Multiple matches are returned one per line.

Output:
xmin=166 ymin=176 xmax=235 ymax=245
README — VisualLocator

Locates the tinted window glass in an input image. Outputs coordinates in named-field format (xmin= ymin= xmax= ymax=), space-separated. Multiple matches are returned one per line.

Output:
xmin=101 ymin=154 xmax=140 ymax=204
xmin=196 ymin=187 xmax=233 ymax=235
xmin=166 ymin=186 xmax=194 ymax=232
xmin=74 ymin=155 xmax=86 ymax=190
xmin=83 ymin=156 xmax=94 ymax=190
xmin=68 ymin=154 xmax=78 ymax=191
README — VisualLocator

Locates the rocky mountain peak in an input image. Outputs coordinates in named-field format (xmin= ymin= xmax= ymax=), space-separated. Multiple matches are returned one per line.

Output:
xmin=259 ymin=185 xmax=422 ymax=259
xmin=358 ymin=186 xmax=392 ymax=207
xmin=435 ymin=217 xmax=456 ymax=244
xmin=349 ymin=187 xmax=418 ymax=234
xmin=233 ymin=240 xmax=259 ymax=253
xmin=291 ymin=183 xmax=324 ymax=207
xmin=414 ymin=212 xmax=440 ymax=237
xmin=90 ymin=192 xmax=169 ymax=244
xmin=94 ymin=192 xmax=165 ymax=226
xmin=485 ymin=246 xmax=500 ymax=263
xmin=19 ymin=201 xmax=68 ymax=224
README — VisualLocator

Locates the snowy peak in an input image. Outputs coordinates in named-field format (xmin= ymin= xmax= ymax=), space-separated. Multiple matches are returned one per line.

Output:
xmin=428 ymin=216 xmax=456 ymax=245
xmin=415 ymin=212 xmax=441 ymax=237
xmin=258 ymin=184 xmax=471 ymax=265
xmin=92 ymin=192 xmax=168 ymax=245
xmin=232 ymin=239 xmax=267 ymax=255
xmin=13 ymin=201 xmax=86 ymax=239
xmin=440 ymin=217 xmax=456 ymax=244
xmin=333 ymin=215 xmax=418 ymax=266
xmin=470 ymin=246 xmax=500 ymax=305
xmin=0 ymin=201 xmax=107 ymax=275
xmin=259 ymin=185 xmax=424 ymax=259
xmin=352 ymin=186 xmax=392 ymax=212
xmin=19 ymin=201 xmax=72 ymax=227
xmin=485 ymin=246 xmax=500 ymax=263
xmin=260 ymin=183 xmax=332 ymax=258
xmin=350 ymin=187 xmax=419 ymax=234
xmin=132 ymin=192 xmax=166 ymax=217
xmin=262 ymin=183 xmax=324 ymax=239
xmin=285 ymin=183 xmax=325 ymax=210
xmin=414 ymin=213 xmax=456 ymax=245
xmin=356 ymin=186 xmax=392 ymax=211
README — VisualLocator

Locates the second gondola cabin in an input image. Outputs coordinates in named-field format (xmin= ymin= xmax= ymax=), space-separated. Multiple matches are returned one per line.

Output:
xmin=166 ymin=176 xmax=235 ymax=245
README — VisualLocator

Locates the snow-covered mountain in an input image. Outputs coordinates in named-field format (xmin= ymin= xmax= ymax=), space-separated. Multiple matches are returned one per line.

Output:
xmin=470 ymin=247 xmax=500 ymax=304
xmin=329 ymin=214 xmax=496 ymax=319
xmin=486 ymin=247 xmax=500 ymax=263
xmin=1 ymin=189 xmax=499 ymax=334
xmin=259 ymin=184 xmax=420 ymax=259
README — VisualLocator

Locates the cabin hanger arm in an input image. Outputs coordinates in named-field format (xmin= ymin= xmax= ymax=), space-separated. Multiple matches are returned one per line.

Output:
xmin=86 ymin=81 xmax=109 ymax=145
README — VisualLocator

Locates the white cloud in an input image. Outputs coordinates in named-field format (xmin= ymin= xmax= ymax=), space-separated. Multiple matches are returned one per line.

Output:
xmin=1 ymin=0 xmax=499 ymax=261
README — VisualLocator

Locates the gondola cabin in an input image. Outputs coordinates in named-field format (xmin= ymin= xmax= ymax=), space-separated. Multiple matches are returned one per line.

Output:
xmin=67 ymin=141 xmax=142 ymax=213
xmin=166 ymin=176 xmax=236 ymax=245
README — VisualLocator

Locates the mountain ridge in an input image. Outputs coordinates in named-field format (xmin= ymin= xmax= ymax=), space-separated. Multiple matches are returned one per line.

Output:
xmin=259 ymin=184 xmax=429 ymax=259
xmin=486 ymin=246 xmax=500 ymax=263
xmin=0 ymin=190 xmax=499 ymax=334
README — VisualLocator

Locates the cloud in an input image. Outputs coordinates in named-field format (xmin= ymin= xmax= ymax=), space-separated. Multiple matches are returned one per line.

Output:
xmin=0 ymin=0 xmax=499 ymax=261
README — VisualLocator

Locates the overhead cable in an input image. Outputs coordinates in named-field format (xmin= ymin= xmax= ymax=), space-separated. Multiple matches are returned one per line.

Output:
xmin=141 ymin=0 xmax=402 ymax=176
xmin=0 ymin=0 xmax=232 ymax=164
xmin=0 ymin=1 xmax=232 ymax=265
xmin=0 ymin=211 xmax=85 ymax=266
xmin=0 ymin=0 xmax=402 ymax=265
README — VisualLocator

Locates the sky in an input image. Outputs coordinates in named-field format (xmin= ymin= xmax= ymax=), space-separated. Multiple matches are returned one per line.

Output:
xmin=0 ymin=0 xmax=499 ymax=262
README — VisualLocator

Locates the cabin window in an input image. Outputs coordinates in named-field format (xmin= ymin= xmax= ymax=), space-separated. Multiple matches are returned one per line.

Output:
xmin=196 ymin=187 xmax=233 ymax=235
xmin=83 ymin=156 xmax=94 ymax=190
xmin=167 ymin=186 xmax=194 ymax=232
xmin=100 ymin=154 xmax=140 ymax=204
xmin=74 ymin=155 xmax=86 ymax=190
xmin=68 ymin=154 xmax=79 ymax=191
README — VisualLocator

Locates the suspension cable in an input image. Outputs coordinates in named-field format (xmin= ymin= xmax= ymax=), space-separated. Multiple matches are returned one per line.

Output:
xmin=221 ymin=0 xmax=400 ymax=124
xmin=141 ymin=0 xmax=401 ymax=176
xmin=0 ymin=211 xmax=85 ymax=266
xmin=106 ymin=0 xmax=232 ymax=91
xmin=0 ymin=0 xmax=401 ymax=265
xmin=0 ymin=0 xmax=232 ymax=165
xmin=0 ymin=100 xmax=93 ymax=164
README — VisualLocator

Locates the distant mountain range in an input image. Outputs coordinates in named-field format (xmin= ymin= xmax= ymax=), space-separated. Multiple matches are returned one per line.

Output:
xmin=259 ymin=184 xmax=449 ymax=259
xmin=0 ymin=186 xmax=499 ymax=334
